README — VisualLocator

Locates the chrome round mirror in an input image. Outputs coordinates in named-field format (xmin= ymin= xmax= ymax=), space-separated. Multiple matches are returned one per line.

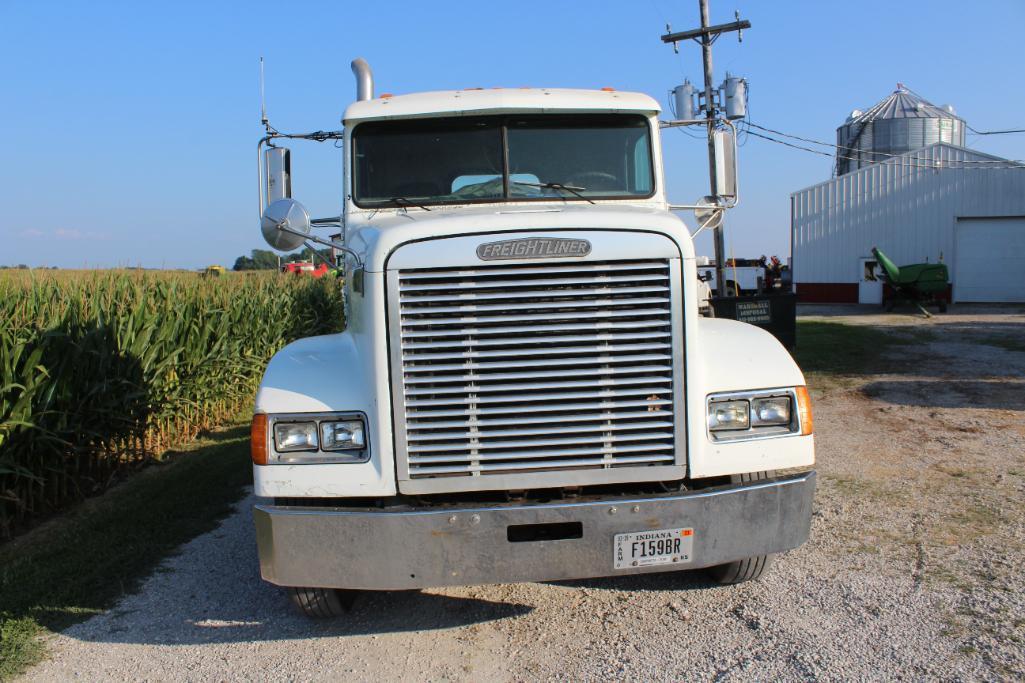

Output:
xmin=261 ymin=198 xmax=311 ymax=252
xmin=693 ymin=195 xmax=724 ymax=230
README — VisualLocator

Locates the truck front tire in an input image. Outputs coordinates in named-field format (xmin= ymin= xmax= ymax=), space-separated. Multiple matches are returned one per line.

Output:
xmin=288 ymin=587 xmax=355 ymax=618
xmin=705 ymin=553 xmax=775 ymax=584
xmin=704 ymin=471 xmax=777 ymax=585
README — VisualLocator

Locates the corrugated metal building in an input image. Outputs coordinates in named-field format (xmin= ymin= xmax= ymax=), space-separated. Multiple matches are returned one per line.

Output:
xmin=791 ymin=142 xmax=1025 ymax=303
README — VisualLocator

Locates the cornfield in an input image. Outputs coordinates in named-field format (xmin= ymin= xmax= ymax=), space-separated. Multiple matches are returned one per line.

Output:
xmin=0 ymin=269 xmax=344 ymax=538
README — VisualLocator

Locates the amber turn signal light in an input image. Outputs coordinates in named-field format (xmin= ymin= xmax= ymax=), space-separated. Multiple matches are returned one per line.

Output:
xmin=251 ymin=414 xmax=268 ymax=465
xmin=795 ymin=386 xmax=814 ymax=436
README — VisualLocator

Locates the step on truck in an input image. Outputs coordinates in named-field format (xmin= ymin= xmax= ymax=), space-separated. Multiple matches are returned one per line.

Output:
xmin=251 ymin=59 xmax=815 ymax=617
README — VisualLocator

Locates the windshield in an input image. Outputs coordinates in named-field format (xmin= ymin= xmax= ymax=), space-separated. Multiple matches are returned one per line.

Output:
xmin=352 ymin=114 xmax=654 ymax=208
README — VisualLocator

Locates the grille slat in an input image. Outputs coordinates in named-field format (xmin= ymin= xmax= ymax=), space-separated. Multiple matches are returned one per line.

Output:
xmin=397 ymin=296 xmax=671 ymax=316
xmin=404 ymin=454 xmax=677 ymax=476
xmin=408 ymin=433 xmax=674 ymax=453
xmin=402 ymin=399 xmax=674 ymax=419
xmin=403 ymin=331 xmax=669 ymax=349
xmin=401 ymin=354 xmax=672 ymax=374
xmin=400 ymin=285 xmax=670 ymax=302
xmin=403 ymin=365 xmax=671 ymax=385
xmin=403 ymin=341 xmax=670 ymax=362
xmin=406 ymin=420 xmax=675 ymax=441
xmin=400 ymin=307 xmax=672 ymax=327
xmin=405 ymin=409 xmax=674 ymax=430
xmin=405 ymin=386 xmax=671 ymax=408
xmin=398 ymin=261 xmax=665 ymax=279
xmin=395 ymin=259 xmax=677 ymax=480
xmin=400 ymin=273 xmax=668 ymax=292
xmin=409 ymin=443 xmax=675 ymax=463
xmin=405 ymin=376 xmax=672 ymax=396
xmin=401 ymin=319 xmax=671 ymax=338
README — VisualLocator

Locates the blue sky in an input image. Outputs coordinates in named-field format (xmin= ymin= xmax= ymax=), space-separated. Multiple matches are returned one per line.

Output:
xmin=3 ymin=0 xmax=1024 ymax=269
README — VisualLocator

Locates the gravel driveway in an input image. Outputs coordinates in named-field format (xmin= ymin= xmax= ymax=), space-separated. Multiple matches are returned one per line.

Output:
xmin=24 ymin=307 xmax=1025 ymax=681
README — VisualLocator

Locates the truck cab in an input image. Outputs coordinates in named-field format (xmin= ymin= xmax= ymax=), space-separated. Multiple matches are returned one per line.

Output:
xmin=251 ymin=63 xmax=815 ymax=617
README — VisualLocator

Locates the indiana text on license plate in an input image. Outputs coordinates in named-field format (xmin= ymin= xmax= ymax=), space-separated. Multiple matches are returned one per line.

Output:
xmin=614 ymin=527 xmax=694 ymax=569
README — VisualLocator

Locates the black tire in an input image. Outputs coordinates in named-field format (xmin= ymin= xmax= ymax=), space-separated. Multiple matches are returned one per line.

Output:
xmin=704 ymin=471 xmax=777 ymax=585
xmin=938 ymin=300 xmax=948 ymax=313
xmin=705 ymin=553 xmax=775 ymax=584
xmin=288 ymin=587 xmax=356 ymax=618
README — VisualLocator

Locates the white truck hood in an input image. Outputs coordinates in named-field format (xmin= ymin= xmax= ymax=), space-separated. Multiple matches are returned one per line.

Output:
xmin=346 ymin=205 xmax=695 ymax=272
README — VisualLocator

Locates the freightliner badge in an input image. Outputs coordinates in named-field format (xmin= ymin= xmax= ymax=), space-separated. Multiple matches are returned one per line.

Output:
xmin=476 ymin=238 xmax=592 ymax=261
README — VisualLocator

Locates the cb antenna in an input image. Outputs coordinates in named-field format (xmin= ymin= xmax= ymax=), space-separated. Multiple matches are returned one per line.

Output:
xmin=259 ymin=56 xmax=274 ymax=135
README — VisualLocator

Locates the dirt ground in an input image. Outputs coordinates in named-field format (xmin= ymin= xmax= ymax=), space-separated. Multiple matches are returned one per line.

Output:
xmin=23 ymin=305 xmax=1025 ymax=681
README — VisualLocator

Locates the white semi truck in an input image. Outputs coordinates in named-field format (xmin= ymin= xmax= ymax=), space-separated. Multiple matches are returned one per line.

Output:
xmin=251 ymin=59 xmax=815 ymax=617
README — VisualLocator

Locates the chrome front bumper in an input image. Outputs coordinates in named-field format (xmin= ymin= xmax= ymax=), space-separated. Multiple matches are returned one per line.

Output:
xmin=254 ymin=471 xmax=815 ymax=590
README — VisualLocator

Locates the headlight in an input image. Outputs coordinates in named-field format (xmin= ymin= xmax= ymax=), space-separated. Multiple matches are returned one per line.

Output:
xmin=708 ymin=400 xmax=750 ymax=431
xmin=274 ymin=421 xmax=318 ymax=451
xmin=320 ymin=420 xmax=366 ymax=450
xmin=256 ymin=413 xmax=370 ymax=464
xmin=706 ymin=388 xmax=810 ymax=442
xmin=751 ymin=396 xmax=791 ymax=426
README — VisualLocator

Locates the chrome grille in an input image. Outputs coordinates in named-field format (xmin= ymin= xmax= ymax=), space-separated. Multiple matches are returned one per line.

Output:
xmin=392 ymin=260 xmax=679 ymax=484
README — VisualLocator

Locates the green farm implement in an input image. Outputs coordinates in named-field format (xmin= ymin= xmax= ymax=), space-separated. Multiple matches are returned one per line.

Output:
xmin=872 ymin=246 xmax=949 ymax=316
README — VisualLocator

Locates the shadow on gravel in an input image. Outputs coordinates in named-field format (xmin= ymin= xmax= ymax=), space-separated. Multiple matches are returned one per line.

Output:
xmin=342 ymin=590 xmax=534 ymax=634
xmin=552 ymin=568 xmax=718 ymax=592
xmin=862 ymin=379 xmax=1025 ymax=411
xmin=65 ymin=590 xmax=534 ymax=647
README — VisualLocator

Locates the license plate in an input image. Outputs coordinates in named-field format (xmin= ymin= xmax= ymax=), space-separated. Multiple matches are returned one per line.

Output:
xmin=613 ymin=527 xmax=694 ymax=569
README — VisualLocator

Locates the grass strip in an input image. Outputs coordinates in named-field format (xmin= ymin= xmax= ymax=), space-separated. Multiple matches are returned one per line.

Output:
xmin=794 ymin=320 xmax=934 ymax=377
xmin=0 ymin=424 xmax=252 ymax=679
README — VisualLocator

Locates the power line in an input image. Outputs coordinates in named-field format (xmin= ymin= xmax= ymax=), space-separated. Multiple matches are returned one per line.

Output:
xmin=967 ymin=124 xmax=1025 ymax=135
xmin=745 ymin=121 xmax=835 ymax=148
xmin=740 ymin=123 xmax=1025 ymax=170
xmin=740 ymin=121 xmax=1025 ymax=167
xmin=742 ymin=128 xmax=832 ymax=157
xmin=747 ymin=120 xmax=1024 ymax=163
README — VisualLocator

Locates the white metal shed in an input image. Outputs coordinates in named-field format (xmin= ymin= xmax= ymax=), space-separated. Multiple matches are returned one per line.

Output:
xmin=791 ymin=143 xmax=1025 ymax=303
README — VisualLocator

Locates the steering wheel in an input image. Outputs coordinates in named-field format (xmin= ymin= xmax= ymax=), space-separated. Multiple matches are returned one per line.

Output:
xmin=566 ymin=171 xmax=619 ymax=189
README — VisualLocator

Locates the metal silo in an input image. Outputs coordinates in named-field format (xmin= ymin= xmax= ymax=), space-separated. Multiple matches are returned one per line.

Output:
xmin=836 ymin=85 xmax=965 ymax=175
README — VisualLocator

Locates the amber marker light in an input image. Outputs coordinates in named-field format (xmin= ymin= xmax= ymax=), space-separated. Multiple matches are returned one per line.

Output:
xmin=796 ymin=386 xmax=814 ymax=436
xmin=251 ymin=414 xmax=269 ymax=465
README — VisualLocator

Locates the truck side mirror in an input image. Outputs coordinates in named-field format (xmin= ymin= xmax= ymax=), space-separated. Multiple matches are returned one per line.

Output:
xmin=264 ymin=147 xmax=292 ymax=206
xmin=712 ymin=129 xmax=737 ymax=200
xmin=261 ymin=198 xmax=311 ymax=252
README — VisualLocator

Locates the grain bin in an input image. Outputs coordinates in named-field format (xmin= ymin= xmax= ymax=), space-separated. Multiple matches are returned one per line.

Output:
xmin=835 ymin=85 xmax=965 ymax=175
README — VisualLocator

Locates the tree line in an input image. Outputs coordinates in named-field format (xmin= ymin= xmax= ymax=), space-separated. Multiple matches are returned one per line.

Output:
xmin=232 ymin=247 xmax=334 ymax=271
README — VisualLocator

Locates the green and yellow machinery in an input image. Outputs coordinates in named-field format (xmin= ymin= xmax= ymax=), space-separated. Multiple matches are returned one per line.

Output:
xmin=872 ymin=246 xmax=949 ymax=315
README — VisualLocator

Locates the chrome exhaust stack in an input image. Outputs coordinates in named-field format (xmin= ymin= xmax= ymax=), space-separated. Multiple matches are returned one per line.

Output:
xmin=351 ymin=58 xmax=373 ymax=101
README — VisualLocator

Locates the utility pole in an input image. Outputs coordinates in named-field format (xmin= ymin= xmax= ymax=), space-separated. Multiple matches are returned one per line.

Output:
xmin=661 ymin=0 xmax=750 ymax=298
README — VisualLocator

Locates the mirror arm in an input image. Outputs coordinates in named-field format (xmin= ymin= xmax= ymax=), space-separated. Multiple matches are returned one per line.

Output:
xmin=303 ymin=241 xmax=336 ymax=268
xmin=310 ymin=217 xmax=342 ymax=227
xmin=258 ymin=130 xmax=344 ymax=222
xmin=272 ymin=220 xmax=363 ymax=268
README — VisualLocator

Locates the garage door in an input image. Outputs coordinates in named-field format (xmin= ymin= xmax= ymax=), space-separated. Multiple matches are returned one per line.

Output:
xmin=954 ymin=217 xmax=1025 ymax=302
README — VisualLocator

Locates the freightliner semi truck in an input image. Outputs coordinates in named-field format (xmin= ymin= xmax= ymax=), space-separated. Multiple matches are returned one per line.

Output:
xmin=251 ymin=59 xmax=815 ymax=618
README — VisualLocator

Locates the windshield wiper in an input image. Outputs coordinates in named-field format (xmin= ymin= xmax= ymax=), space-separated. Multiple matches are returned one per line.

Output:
xmin=391 ymin=197 xmax=432 ymax=211
xmin=512 ymin=181 xmax=595 ymax=205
